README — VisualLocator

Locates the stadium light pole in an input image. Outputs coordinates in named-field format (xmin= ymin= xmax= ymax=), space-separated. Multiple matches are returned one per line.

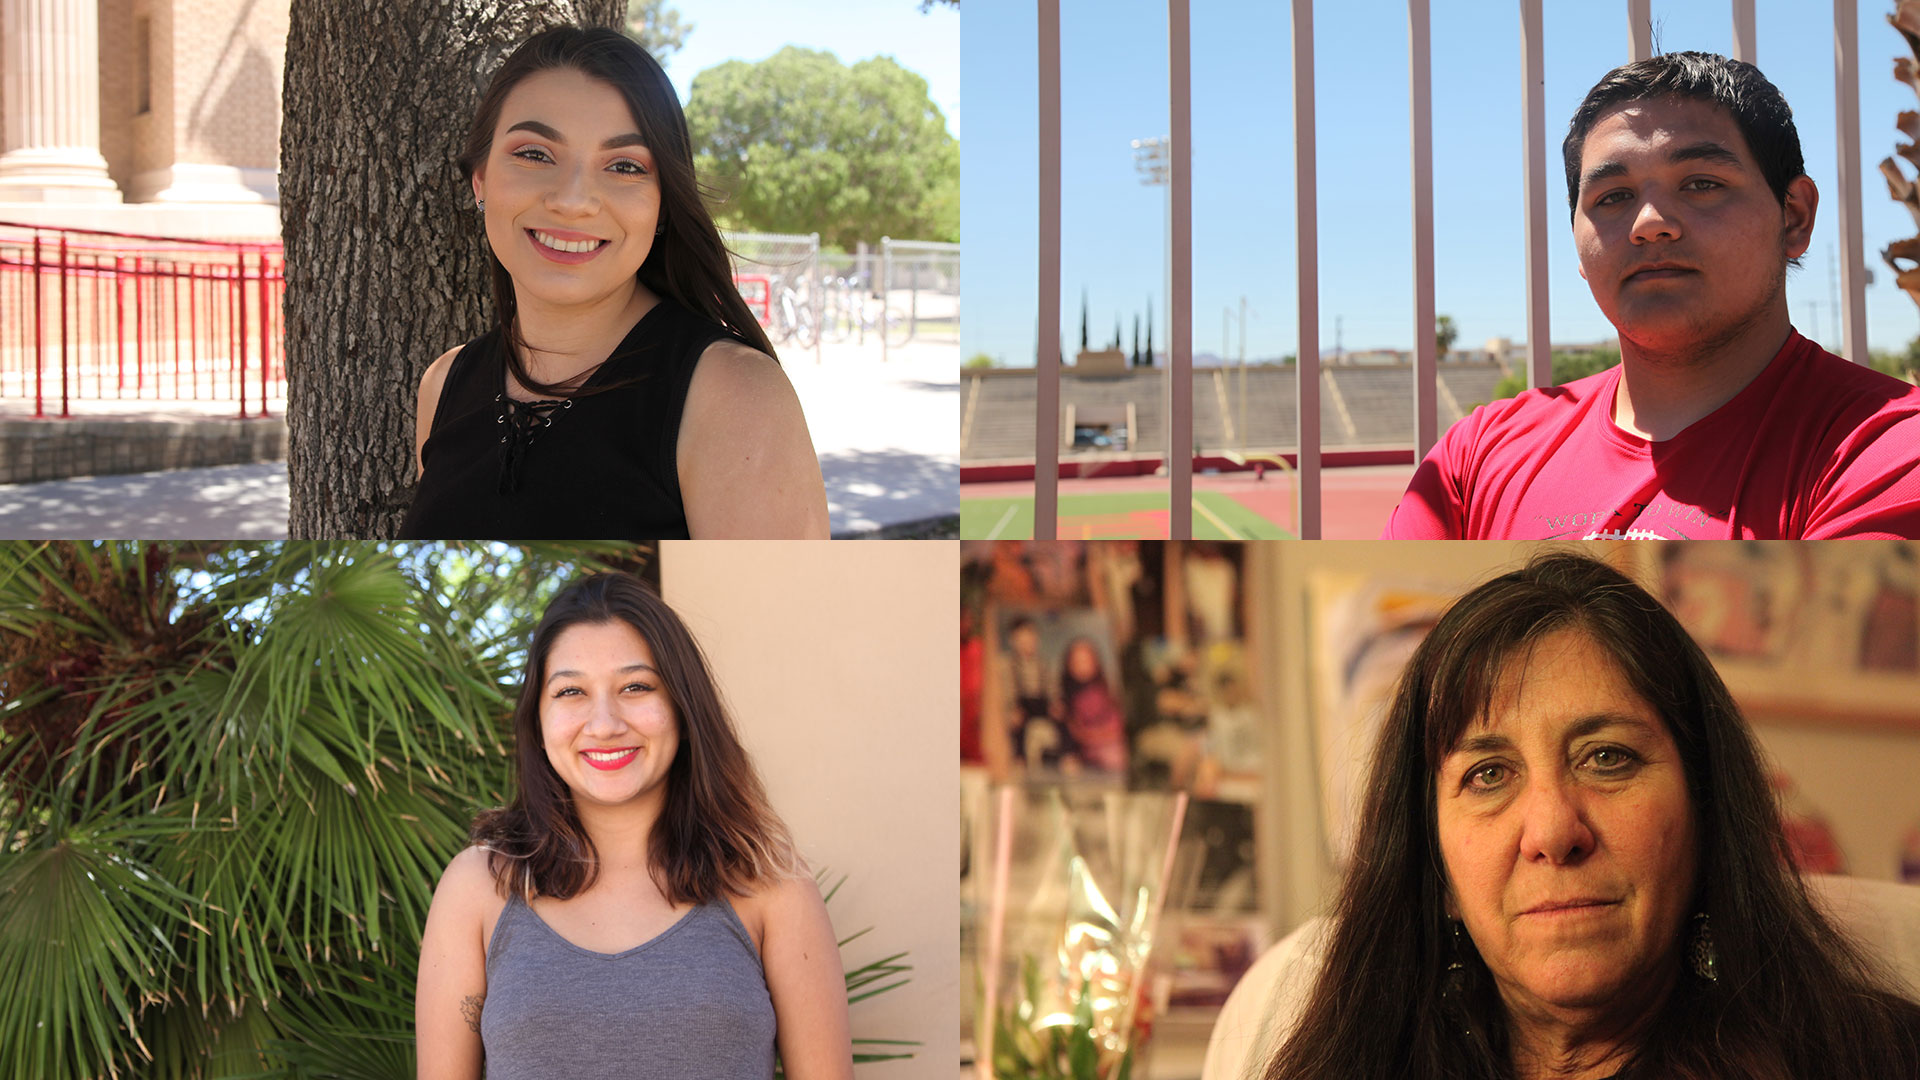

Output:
xmin=1131 ymin=135 xmax=1173 ymax=494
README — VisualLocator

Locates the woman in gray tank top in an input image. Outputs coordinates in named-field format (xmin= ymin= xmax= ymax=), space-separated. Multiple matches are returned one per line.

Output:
xmin=415 ymin=572 xmax=853 ymax=1079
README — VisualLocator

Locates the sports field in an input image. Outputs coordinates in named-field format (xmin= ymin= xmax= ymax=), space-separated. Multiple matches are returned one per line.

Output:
xmin=962 ymin=490 xmax=1296 ymax=540
xmin=959 ymin=465 xmax=1417 ymax=540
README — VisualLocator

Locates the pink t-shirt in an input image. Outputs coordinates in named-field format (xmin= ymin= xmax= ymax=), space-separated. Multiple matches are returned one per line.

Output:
xmin=1383 ymin=332 xmax=1920 ymax=539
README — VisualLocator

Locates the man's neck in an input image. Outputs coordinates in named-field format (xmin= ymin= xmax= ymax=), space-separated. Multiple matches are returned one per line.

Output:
xmin=1612 ymin=308 xmax=1791 ymax=441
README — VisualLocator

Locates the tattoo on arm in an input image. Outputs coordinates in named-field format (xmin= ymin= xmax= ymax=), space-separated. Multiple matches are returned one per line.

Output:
xmin=460 ymin=993 xmax=484 ymax=1034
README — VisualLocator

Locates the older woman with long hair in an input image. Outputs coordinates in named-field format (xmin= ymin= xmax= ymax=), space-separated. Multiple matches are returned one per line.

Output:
xmin=415 ymin=572 xmax=851 ymax=1078
xmin=400 ymin=26 xmax=828 ymax=539
xmin=1256 ymin=553 xmax=1920 ymax=1080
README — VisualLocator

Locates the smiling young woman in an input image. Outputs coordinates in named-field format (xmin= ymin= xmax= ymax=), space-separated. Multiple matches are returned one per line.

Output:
xmin=398 ymin=27 xmax=829 ymax=540
xmin=413 ymin=573 xmax=852 ymax=1080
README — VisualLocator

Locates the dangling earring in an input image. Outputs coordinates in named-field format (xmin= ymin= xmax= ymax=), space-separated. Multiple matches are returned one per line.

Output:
xmin=1441 ymin=919 xmax=1475 ymax=1035
xmin=1688 ymin=912 xmax=1718 ymax=983
xmin=1442 ymin=920 xmax=1468 ymax=993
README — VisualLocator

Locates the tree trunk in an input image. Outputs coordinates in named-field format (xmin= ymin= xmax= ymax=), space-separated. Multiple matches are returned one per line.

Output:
xmin=281 ymin=0 xmax=624 ymax=538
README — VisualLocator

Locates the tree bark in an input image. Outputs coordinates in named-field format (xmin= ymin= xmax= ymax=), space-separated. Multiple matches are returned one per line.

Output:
xmin=281 ymin=0 xmax=624 ymax=538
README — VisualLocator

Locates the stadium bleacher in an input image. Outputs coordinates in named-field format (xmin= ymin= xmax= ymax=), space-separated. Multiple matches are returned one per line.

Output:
xmin=960 ymin=362 xmax=1512 ymax=462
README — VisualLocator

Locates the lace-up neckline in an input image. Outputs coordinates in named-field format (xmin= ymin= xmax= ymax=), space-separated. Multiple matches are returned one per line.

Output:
xmin=397 ymin=297 xmax=731 ymax=542
xmin=495 ymin=393 xmax=574 ymax=494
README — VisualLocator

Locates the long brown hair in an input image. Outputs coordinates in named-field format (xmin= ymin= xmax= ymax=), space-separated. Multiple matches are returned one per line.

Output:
xmin=458 ymin=26 xmax=777 ymax=396
xmin=471 ymin=572 xmax=797 ymax=904
xmin=1263 ymin=552 xmax=1920 ymax=1080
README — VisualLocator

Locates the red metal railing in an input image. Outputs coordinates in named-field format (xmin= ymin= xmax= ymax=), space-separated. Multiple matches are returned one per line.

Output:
xmin=732 ymin=273 xmax=772 ymax=327
xmin=0 ymin=222 xmax=284 ymax=419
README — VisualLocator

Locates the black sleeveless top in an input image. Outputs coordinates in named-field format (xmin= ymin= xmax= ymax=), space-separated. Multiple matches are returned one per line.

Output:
xmin=398 ymin=300 xmax=735 ymax=539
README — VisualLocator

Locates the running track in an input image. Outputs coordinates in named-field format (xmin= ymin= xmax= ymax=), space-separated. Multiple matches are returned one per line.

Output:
xmin=960 ymin=463 xmax=1418 ymax=539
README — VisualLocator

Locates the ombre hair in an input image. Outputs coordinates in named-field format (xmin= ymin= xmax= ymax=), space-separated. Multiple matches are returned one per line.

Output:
xmin=458 ymin=25 xmax=777 ymax=396
xmin=1263 ymin=552 xmax=1920 ymax=1080
xmin=470 ymin=572 xmax=798 ymax=904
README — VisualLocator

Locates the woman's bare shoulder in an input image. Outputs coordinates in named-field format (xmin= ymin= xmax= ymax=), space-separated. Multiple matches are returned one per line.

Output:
xmin=435 ymin=845 xmax=510 ymax=908
xmin=731 ymin=872 xmax=826 ymax=949
xmin=688 ymin=338 xmax=790 ymax=401
xmin=418 ymin=343 xmax=465 ymax=400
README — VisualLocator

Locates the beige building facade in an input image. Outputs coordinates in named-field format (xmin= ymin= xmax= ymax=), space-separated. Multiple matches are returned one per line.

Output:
xmin=0 ymin=0 xmax=286 ymax=237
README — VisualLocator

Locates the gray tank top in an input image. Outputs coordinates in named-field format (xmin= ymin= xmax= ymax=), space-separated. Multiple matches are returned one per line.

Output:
xmin=480 ymin=891 xmax=777 ymax=1078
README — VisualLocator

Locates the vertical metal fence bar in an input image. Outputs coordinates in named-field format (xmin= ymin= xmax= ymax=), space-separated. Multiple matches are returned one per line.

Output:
xmin=58 ymin=234 xmax=69 ymax=417
xmin=114 ymin=255 xmax=125 ymax=391
xmin=1035 ymin=0 xmax=1063 ymax=540
xmin=1520 ymin=0 xmax=1552 ymax=389
xmin=258 ymin=251 xmax=271 ymax=414
xmin=33 ymin=232 xmax=44 ymax=417
xmin=1732 ymin=0 xmax=1756 ymax=64
xmin=810 ymin=232 xmax=822 ymax=366
xmin=236 ymin=251 xmax=249 ymax=417
xmin=1410 ymin=0 xmax=1437 ymax=460
xmin=1293 ymin=0 xmax=1321 ymax=539
xmin=881 ymin=237 xmax=891 ymax=364
xmin=1169 ymin=0 xmax=1193 ymax=540
xmin=189 ymin=264 xmax=201 ymax=399
xmin=1628 ymin=0 xmax=1652 ymax=61
xmin=92 ymin=255 xmax=104 ymax=399
xmin=171 ymin=261 xmax=182 ymax=399
xmin=1834 ymin=0 xmax=1867 ymax=362
xmin=135 ymin=254 xmax=146 ymax=394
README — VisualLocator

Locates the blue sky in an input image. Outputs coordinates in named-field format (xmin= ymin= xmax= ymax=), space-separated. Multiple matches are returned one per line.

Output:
xmin=661 ymin=0 xmax=960 ymax=138
xmin=962 ymin=0 xmax=1920 ymax=366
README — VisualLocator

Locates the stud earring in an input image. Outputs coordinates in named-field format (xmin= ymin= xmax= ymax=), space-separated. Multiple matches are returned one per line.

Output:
xmin=1688 ymin=912 xmax=1718 ymax=983
xmin=655 ymin=221 xmax=665 ymax=236
xmin=476 ymin=199 xmax=486 ymax=211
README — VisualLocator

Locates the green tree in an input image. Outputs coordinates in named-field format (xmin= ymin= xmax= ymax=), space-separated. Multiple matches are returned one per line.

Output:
xmin=1145 ymin=297 xmax=1155 ymax=367
xmin=1488 ymin=346 xmax=1622 ymax=402
xmin=966 ymin=352 xmax=996 ymax=369
xmin=1435 ymin=313 xmax=1458 ymax=356
xmin=1867 ymin=335 xmax=1920 ymax=382
xmin=686 ymin=48 xmax=959 ymax=248
xmin=625 ymin=0 xmax=691 ymax=60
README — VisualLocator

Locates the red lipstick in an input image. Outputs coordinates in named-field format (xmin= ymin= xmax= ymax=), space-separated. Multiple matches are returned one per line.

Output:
xmin=580 ymin=747 xmax=639 ymax=771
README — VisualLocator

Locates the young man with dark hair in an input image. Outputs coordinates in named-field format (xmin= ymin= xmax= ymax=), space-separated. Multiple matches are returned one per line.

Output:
xmin=1385 ymin=52 xmax=1920 ymax=539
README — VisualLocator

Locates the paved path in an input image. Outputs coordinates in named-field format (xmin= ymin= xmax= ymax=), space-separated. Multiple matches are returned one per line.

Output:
xmin=0 ymin=462 xmax=288 ymax=539
xmin=791 ymin=340 xmax=958 ymax=535
xmin=0 ymin=339 xmax=957 ymax=538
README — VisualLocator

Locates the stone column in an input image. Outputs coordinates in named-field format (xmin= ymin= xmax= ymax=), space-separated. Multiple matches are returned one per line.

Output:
xmin=0 ymin=0 xmax=122 ymax=202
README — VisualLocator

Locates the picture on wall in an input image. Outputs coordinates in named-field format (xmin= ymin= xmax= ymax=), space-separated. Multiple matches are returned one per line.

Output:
xmin=1650 ymin=542 xmax=1920 ymax=727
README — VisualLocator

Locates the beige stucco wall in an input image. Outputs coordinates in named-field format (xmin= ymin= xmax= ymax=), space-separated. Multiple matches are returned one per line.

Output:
xmin=660 ymin=540 xmax=960 ymax=1077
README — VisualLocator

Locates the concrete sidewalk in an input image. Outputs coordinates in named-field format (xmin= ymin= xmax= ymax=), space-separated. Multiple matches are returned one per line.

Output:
xmin=790 ymin=339 xmax=958 ymax=535
xmin=0 ymin=339 xmax=957 ymax=538
xmin=0 ymin=462 xmax=287 ymax=538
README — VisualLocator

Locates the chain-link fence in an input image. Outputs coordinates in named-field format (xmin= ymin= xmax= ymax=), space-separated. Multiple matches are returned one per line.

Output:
xmin=726 ymin=231 xmax=959 ymax=359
